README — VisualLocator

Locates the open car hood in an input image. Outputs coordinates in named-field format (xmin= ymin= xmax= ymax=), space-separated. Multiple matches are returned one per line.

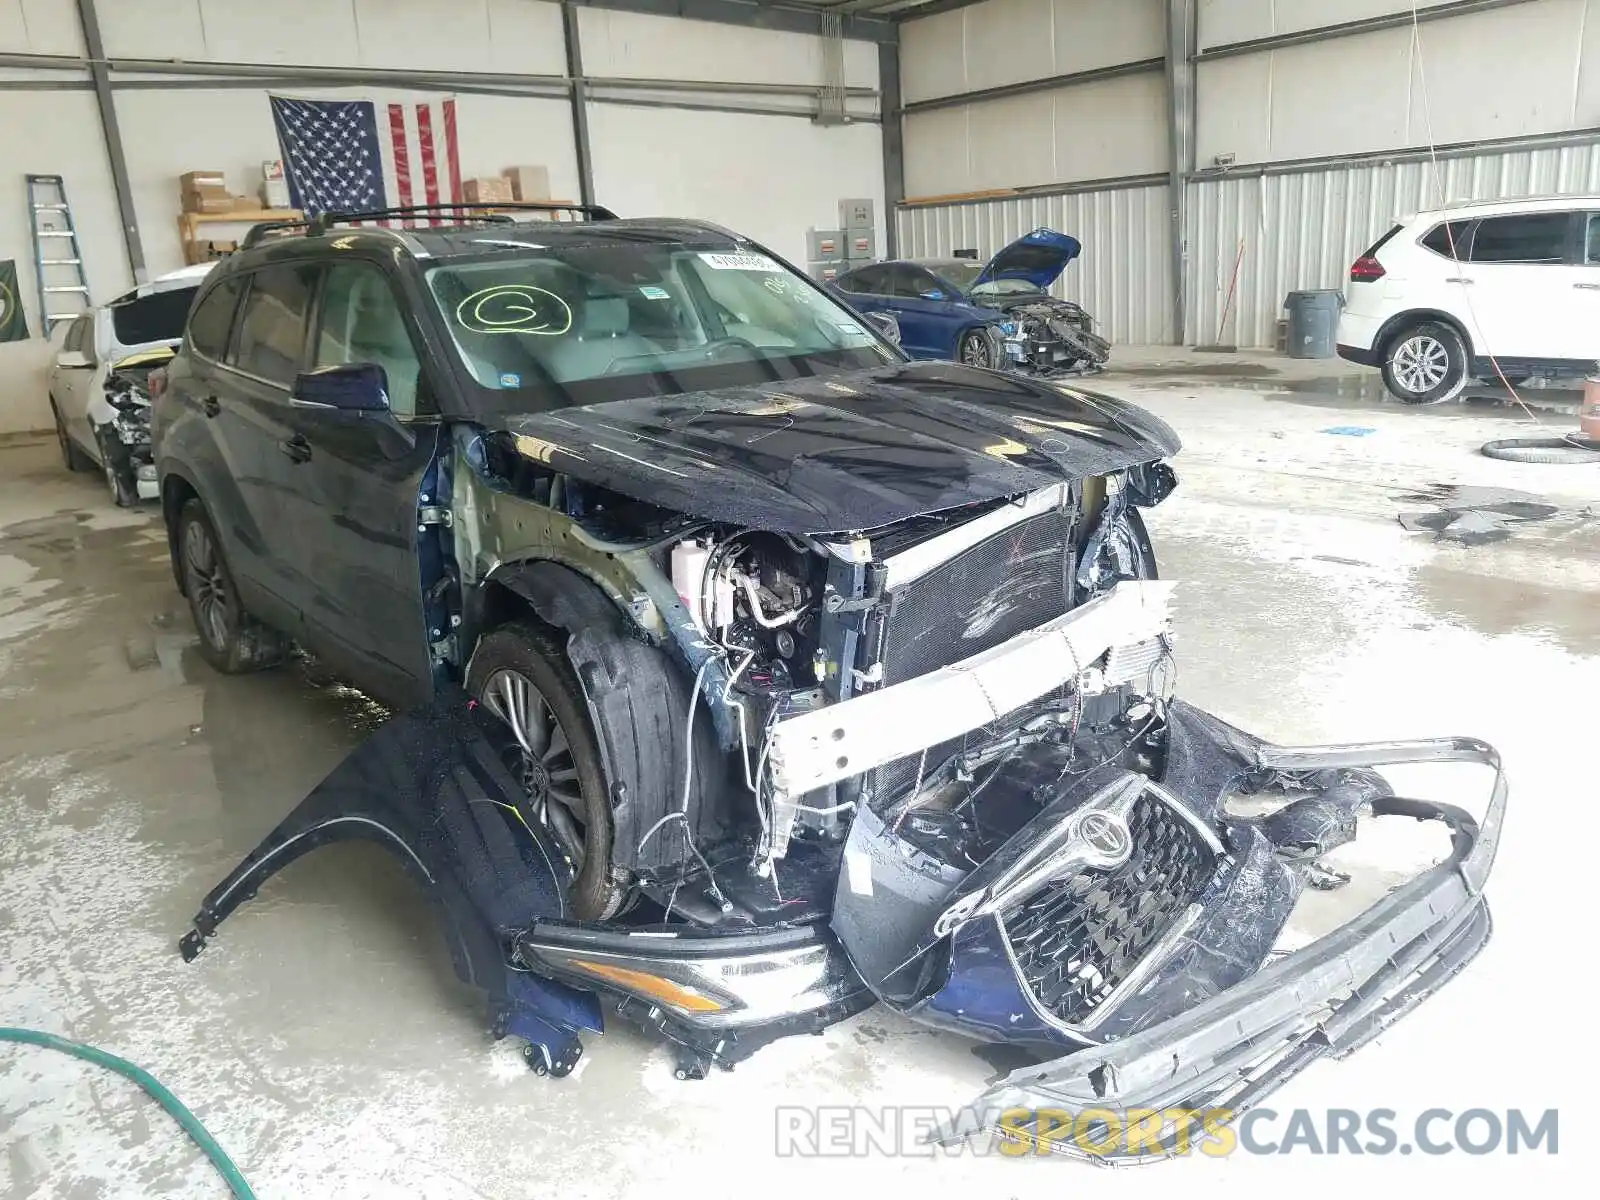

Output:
xmin=972 ymin=228 xmax=1082 ymax=290
xmin=495 ymin=361 xmax=1178 ymax=535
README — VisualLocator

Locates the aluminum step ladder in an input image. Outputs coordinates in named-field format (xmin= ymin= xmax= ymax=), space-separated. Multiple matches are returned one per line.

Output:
xmin=26 ymin=174 xmax=90 ymax=334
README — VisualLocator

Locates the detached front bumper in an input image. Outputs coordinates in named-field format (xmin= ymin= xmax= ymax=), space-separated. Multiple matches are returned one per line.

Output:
xmin=933 ymin=734 xmax=1505 ymax=1161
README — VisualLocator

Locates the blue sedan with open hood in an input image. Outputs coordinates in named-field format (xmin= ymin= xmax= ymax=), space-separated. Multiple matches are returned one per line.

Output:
xmin=831 ymin=227 xmax=1110 ymax=375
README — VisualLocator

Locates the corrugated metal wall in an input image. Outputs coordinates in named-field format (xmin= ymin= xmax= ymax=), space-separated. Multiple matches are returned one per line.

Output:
xmin=895 ymin=184 xmax=1174 ymax=345
xmin=1187 ymin=139 xmax=1600 ymax=348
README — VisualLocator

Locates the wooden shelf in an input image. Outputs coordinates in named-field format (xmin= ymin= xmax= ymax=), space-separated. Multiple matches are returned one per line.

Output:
xmin=178 ymin=208 xmax=302 ymax=264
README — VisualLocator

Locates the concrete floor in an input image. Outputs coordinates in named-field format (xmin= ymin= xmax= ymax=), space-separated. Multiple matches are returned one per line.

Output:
xmin=3 ymin=352 xmax=1595 ymax=1197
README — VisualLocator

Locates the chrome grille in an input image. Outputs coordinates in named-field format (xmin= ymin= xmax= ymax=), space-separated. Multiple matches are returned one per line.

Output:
xmin=1003 ymin=794 xmax=1215 ymax=1027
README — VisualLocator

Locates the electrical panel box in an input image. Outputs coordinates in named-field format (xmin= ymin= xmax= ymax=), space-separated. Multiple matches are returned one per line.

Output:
xmin=839 ymin=198 xmax=874 ymax=231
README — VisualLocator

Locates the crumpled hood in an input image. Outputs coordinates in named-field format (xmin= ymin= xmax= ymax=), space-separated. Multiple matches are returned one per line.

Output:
xmin=495 ymin=361 xmax=1178 ymax=534
xmin=972 ymin=228 xmax=1082 ymax=291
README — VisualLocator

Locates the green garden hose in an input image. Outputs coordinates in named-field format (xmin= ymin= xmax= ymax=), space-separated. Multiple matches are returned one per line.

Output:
xmin=0 ymin=1027 xmax=256 ymax=1199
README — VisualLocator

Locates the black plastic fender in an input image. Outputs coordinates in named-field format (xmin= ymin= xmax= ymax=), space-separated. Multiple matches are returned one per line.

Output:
xmin=481 ymin=560 xmax=726 ymax=877
xmin=178 ymin=688 xmax=580 ymax=1006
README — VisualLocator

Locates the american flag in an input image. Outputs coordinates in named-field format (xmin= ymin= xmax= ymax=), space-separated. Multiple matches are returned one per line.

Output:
xmin=269 ymin=95 xmax=462 ymax=225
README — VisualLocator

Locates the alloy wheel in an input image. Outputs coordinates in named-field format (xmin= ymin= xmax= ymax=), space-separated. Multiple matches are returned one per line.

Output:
xmin=182 ymin=519 xmax=231 ymax=651
xmin=1392 ymin=335 xmax=1449 ymax=394
xmin=481 ymin=668 xmax=587 ymax=864
xmin=959 ymin=333 xmax=990 ymax=368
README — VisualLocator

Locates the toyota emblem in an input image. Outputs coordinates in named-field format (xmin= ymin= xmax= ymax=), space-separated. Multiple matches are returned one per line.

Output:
xmin=1077 ymin=811 xmax=1132 ymax=862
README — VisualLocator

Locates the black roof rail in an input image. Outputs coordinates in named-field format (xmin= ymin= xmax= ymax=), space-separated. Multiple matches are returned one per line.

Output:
xmin=240 ymin=201 xmax=617 ymax=250
xmin=307 ymin=201 xmax=618 ymax=236
xmin=239 ymin=218 xmax=313 ymax=249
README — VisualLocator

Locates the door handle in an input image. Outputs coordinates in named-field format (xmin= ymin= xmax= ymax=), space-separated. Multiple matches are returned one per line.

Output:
xmin=1575 ymin=282 xmax=1600 ymax=291
xmin=200 ymin=395 xmax=220 ymax=418
xmin=278 ymin=435 xmax=313 ymax=464
xmin=1445 ymin=277 xmax=1474 ymax=285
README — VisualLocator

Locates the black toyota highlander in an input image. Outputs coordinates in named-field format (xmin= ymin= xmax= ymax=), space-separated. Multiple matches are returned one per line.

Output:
xmin=157 ymin=203 xmax=1503 ymax=1156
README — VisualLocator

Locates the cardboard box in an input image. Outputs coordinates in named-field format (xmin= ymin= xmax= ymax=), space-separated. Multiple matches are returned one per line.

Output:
xmin=846 ymin=230 xmax=876 ymax=261
xmin=808 ymin=262 xmax=841 ymax=283
xmin=501 ymin=165 xmax=551 ymax=202
xmin=182 ymin=188 xmax=236 ymax=215
xmin=464 ymin=176 xmax=515 ymax=204
xmin=180 ymin=170 xmax=226 ymax=191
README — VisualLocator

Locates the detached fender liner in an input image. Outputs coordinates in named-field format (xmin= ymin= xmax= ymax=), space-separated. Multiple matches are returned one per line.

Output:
xmin=483 ymin=560 xmax=723 ymax=877
xmin=178 ymin=688 xmax=599 ymax=1035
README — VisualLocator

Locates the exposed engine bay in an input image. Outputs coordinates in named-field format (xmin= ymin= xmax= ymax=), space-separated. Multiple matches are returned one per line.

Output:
xmin=93 ymin=350 xmax=167 ymax=505
xmin=994 ymin=296 xmax=1111 ymax=376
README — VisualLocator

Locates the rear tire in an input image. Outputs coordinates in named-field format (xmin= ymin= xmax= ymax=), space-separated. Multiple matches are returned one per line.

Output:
xmin=467 ymin=620 xmax=625 ymax=921
xmin=1381 ymin=322 xmax=1467 ymax=404
xmin=52 ymin=401 xmax=92 ymax=472
xmin=176 ymin=499 xmax=288 ymax=674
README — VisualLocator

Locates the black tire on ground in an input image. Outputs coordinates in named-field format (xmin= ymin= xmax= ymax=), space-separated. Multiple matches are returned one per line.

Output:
xmin=466 ymin=620 xmax=625 ymax=921
xmin=95 ymin=426 xmax=139 ymax=507
xmin=957 ymin=328 xmax=993 ymax=369
xmin=1480 ymin=436 xmax=1600 ymax=465
xmin=52 ymin=401 xmax=92 ymax=472
xmin=1381 ymin=321 xmax=1468 ymax=404
xmin=176 ymin=498 xmax=289 ymax=674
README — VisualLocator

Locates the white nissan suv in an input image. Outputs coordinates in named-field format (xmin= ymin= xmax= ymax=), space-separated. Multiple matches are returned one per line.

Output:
xmin=1337 ymin=195 xmax=1600 ymax=403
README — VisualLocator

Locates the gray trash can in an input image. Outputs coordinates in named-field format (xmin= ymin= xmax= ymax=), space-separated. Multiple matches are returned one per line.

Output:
xmin=1284 ymin=290 xmax=1343 ymax=359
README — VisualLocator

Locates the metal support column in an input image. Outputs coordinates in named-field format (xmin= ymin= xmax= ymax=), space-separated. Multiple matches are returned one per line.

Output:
xmin=562 ymin=3 xmax=597 ymax=208
xmin=1165 ymin=0 xmax=1195 ymax=346
xmin=879 ymin=39 xmax=903 ymax=259
xmin=74 ymin=0 xmax=145 ymax=282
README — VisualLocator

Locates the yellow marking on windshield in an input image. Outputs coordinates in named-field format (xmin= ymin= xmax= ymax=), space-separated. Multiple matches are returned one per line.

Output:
xmin=456 ymin=285 xmax=572 ymax=336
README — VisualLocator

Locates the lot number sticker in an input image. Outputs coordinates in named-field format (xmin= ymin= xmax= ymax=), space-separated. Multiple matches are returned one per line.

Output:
xmin=699 ymin=253 xmax=781 ymax=272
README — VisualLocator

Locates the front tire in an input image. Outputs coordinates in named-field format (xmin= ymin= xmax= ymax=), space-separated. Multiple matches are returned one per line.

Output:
xmin=95 ymin=426 xmax=139 ymax=507
xmin=176 ymin=499 xmax=288 ymax=674
xmin=957 ymin=328 xmax=993 ymax=369
xmin=467 ymin=621 xmax=625 ymax=921
xmin=1382 ymin=322 xmax=1467 ymax=404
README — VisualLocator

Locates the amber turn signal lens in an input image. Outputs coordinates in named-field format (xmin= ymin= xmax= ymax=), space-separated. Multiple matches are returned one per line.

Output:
xmin=566 ymin=959 xmax=727 ymax=1013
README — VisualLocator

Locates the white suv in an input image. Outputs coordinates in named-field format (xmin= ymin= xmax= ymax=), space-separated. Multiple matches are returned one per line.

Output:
xmin=1337 ymin=195 xmax=1600 ymax=403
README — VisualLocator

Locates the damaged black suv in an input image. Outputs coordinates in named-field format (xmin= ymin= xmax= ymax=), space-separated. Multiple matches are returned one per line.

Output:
xmin=157 ymin=204 xmax=1504 ymax=1153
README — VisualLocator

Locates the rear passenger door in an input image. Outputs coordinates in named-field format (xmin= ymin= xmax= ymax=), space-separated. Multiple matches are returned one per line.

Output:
xmin=1574 ymin=213 xmax=1600 ymax=359
xmin=885 ymin=265 xmax=958 ymax=358
xmin=216 ymin=262 xmax=323 ymax=627
xmin=1455 ymin=211 xmax=1577 ymax=361
xmin=287 ymin=259 xmax=440 ymax=708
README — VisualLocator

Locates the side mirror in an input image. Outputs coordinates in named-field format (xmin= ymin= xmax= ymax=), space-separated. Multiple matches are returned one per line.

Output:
xmin=56 ymin=351 xmax=91 ymax=369
xmin=292 ymin=362 xmax=390 ymax=412
xmin=863 ymin=311 xmax=901 ymax=346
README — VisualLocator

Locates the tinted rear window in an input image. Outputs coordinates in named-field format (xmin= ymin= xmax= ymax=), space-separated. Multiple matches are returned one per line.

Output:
xmin=1420 ymin=220 xmax=1474 ymax=258
xmin=186 ymin=277 xmax=245 ymax=361
xmin=1469 ymin=213 xmax=1571 ymax=264
xmin=111 ymin=287 xmax=198 ymax=346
